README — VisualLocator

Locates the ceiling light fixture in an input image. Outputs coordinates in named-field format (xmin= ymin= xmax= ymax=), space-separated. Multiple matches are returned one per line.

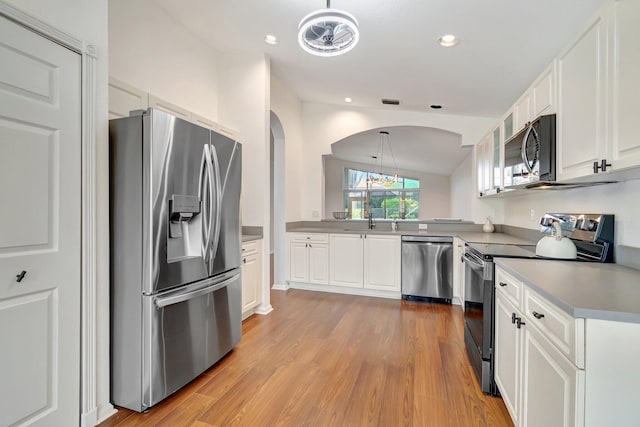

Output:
xmin=298 ymin=0 xmax=359 ymax=57
xmin=265 ymin=34 xmax=279 ymax=45
xmin=344 ymin=97 xmax=352 ymax=103
xmin=367 ymin=131 xmax=399 ymax=186
xmin=438 ymin=34 xmax=459 ymax=47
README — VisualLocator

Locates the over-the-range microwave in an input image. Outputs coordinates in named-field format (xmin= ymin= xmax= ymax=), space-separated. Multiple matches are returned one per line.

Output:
xmin=503 ymin=114 xmax=556 ymax=189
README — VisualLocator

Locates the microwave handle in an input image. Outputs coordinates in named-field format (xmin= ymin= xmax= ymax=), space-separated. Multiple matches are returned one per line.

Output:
xmin=521 ymin=123 xmax=539 ymax=175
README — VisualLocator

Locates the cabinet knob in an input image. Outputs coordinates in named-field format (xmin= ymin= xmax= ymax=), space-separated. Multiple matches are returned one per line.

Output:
xmin=532 ymin=311 xmax=545 ymax=319
xmin=499 ymin=282 xmax=508 ymax=287
xmin=243 ymin=258 xmax=246 ymax=264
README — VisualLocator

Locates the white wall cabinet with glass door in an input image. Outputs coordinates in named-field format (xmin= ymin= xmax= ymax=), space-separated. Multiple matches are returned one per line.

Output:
xmin=475 ymin=132 xmax=495 ymax=197
xmin=287 ymin=233 xmax=329 ymax=285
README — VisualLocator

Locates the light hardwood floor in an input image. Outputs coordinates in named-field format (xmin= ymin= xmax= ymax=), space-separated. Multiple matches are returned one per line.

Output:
xmin=100 ymin=289 xmax=513 ymax=427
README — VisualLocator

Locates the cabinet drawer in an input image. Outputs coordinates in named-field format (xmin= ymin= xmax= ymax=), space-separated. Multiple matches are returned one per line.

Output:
xmin=289 ymin=233 xmax=329 ymax=243
xmin=523 ymin=287 xmax=585 ymax=368
xmin=242 ymin=240 xmax=259 ymax=255
xmin=495 ymin=268 xmax=523 ymax=308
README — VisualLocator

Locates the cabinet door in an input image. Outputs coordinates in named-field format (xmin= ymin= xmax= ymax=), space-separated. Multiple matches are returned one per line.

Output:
xmin=329 ymin=234 xmax=363 ymax=288
xmin=520 ymin=325 xmax=584 ymax=427
xmin=494 ymin=291 xmax=521 ymax=425
xmin=514 ymin=92 xmax=532 ymax=133
xmin=503 ymin=110 xmax=515 ymax=142
xmin=482 ymin=133 xmax=493 ymax=194
xmin=289 ymin=242 xmax=309 ymax=283
xmin=532 ymin=62 xmax=556 ymax=117
xmin=492 ymin=125 xmax=502 ymax=190
xmin=108 ymin=77 xmax=148 ymax=119
xmin=475 ymin=141 xmax=484 ymax=197
xmin=308 ymin=243 xmax=329 ymax=285
xmin=148 ymin=94 xmax=191 ymax=121
xmin=363 ymin=235 xmax=400 ymax=291
xmin=609 ymin=0 xmax=640 ymax=171
xmin=241 ymin=252 xmax=260 ymax=313
xmin=557 ymin=15 xmax=607 ymax=181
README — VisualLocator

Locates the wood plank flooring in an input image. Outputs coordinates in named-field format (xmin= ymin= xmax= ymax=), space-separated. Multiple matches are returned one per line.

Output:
xmin=100 ymin=289 xmax=513 ymax=427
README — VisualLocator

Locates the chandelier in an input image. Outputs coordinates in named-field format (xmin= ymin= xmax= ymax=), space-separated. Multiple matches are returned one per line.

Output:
xmin=367 ymin=131 xmax=399 ymax=186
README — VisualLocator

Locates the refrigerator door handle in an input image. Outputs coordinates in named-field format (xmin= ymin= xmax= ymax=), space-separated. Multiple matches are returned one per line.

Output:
xmin=210 ymin=143 xmax=223 ymax=264
xmin=154 ymin=272 xmax=240 ymax=308
xmin=199 ymin=144 xmax=213 ymax=267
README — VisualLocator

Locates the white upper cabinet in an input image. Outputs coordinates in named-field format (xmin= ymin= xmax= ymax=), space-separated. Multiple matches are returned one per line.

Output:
xmin=608 ymin=0 xmax=640 ymax=171
xmin=108 ymin=77 xmax=148 ymax=119
xmin=557 ymin=13 xmax=608 ymax=181
xmin=503 ymin=109 xmax=515 ymax=143
xmin=148 ymin=94 xmax=191 ymax=121
xmin=514 ymin=92 xmax=531 ymax=133
xmin=531 ymin=61 xmax=557 ymax=117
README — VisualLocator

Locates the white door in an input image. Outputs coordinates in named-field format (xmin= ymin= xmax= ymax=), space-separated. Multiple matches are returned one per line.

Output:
xmin=329 ymin=234 xmax=363 ymax=288
xmin=0 ymin=15 xmax=81 ymax=427
xmin=308 ymin=243 xmax=329 ymax=285
xmin=363 ymin=235 xmax=400 ymax=291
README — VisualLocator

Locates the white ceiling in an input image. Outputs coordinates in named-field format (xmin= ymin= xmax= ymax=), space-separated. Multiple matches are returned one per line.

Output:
xmin=150 ymin=0 xmax=607 ymax=175
xmin=331 ymin=126 xmax=467 ymax=176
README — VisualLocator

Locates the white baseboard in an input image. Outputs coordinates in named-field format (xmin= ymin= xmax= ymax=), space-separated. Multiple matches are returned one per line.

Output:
xmin=95 ymin=403 xmax=117 ymax=426
xmin=288 ymin=282 xmax=401 ymax=300
xmin=255 ymin=303 xmax=273 ymax=315
xmin=452 ymin=296 xmax=462 ymax=306
xmin=271 ymin=282 xmax=289 ymax=291
xmin=80 ymin=408 xmax=97 ymax=427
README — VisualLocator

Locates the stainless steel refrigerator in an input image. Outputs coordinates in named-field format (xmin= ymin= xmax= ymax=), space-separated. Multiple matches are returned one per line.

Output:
xmin=109 ymin=109 xmax=242 ymax=412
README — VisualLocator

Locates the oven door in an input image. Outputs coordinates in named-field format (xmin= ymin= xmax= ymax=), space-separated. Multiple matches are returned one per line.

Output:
xmin=462 ymin=251 xmax=493 ymax=359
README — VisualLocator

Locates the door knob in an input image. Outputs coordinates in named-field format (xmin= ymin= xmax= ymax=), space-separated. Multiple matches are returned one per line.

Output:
xmin=16 ymin=270 xmax=27 ymax=283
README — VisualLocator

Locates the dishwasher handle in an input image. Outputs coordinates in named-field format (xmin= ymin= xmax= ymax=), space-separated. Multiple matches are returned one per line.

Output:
xmin=462 ymin=251 xmax=486 ymax=272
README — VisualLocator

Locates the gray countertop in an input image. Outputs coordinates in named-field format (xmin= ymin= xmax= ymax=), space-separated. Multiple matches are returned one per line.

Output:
xmin=496 ymin=258 xmax=640 ymax=323
xmin=242 ymin=234 xmax=262 ymax=242
xmin=287 ymin=227 xmax=535 ymax=245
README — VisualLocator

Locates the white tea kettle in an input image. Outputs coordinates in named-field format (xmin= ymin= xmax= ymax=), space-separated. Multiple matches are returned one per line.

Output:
xmin=535 ymin=221 xmax=577 ymax=259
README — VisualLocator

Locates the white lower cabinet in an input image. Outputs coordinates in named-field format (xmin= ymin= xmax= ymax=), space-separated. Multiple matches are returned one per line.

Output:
xmin=288 ymin=233 xmax=329 ymax=285
xmin=520 ymin=324 xmax=584 ymax=427
xmin=363 ymin=234 xmax=400 ymax=292
xmin=495 ymin=267 xmax=584 ymax=427
xmin=241 ymin=240 xmax=262 ymax=317
xmin=329 ymin=233 xmax=364 ymax=288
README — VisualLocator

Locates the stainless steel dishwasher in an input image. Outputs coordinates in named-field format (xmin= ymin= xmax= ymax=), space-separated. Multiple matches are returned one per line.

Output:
xmin=401 ymin=235 xmax=453 ymax=302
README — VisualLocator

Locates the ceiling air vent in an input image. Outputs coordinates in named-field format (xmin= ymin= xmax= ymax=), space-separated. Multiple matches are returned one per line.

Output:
xmin=381 ymin=98 xmax=400 ymax=105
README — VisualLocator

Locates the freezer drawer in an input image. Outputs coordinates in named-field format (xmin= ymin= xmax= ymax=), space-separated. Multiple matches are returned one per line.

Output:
xmin=111 ymin=271 xmax=241 ymax=412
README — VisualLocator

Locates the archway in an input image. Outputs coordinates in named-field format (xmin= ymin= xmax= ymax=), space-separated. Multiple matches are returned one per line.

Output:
xmin=270 ymin=111 xmax=287 ymax=290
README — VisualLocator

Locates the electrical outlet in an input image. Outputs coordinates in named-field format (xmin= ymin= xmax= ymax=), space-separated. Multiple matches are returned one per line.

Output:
xmin=418 ymin=223 xmax=428 ymax=230
xmin=530 ymin=209 xmax=536 ymax=222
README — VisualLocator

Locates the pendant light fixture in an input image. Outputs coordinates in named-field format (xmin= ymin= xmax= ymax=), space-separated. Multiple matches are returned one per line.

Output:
xmin=367 ymin=131 xmax=399 ymax=186
xmin=298 ymin=0 xmax=360 ymax=57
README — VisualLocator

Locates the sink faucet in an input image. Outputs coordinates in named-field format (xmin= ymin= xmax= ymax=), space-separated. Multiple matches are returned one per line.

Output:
xmin=368 ymin=213 xmax=376 ymax=230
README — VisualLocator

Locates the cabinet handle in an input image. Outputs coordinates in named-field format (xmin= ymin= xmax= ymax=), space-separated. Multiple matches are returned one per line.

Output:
xmin=16 ymin=270 xmax=27 ymax=283
xmin=516 ymin=317 xmax=526 ymax=329
xmin=243 ymin=258 xmax=246 ymax=264
xmin=309 ymin=244 xmax=312 ymax=248
xmin=594 ymin=159 xmax=613 ymax=174
xmin=305 ymin=243 xmax=308 ymax=248
xmin=499 ymin=282 xmax=507 ymax=287
xmin=511 ymin=313 xmax=517 ymax=324
xmin=532 ymin=311 xmax=545 ymax=319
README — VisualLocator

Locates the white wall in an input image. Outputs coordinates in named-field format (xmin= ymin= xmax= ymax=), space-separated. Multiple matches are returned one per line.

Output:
xmin=450 ymin=151 xmax=504 ymax=224
xmin=109 ymin=0 xmax=219 ymax=120
xmin=3 ymin=0 xmax=111 ymax=423
xmin=300 ymin=102 xmax=496 ymax=221
xmin=501 ymin=180 xmax=640 ymax=247
xmin=270 ymin=74 xmax=304 ymax=222
xmin=324 ymin=156 xmax=452 ymax=220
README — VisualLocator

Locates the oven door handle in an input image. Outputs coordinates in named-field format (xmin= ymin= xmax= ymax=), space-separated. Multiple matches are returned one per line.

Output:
xmin=462 ymin=252 xmax=485 ymax=272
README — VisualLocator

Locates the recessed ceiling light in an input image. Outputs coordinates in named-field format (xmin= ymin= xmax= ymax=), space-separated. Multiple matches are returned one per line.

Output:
xmin=438 ymin=34 xmax=459 ymax=47
xmin=344 ymin=97 xmax=352 ymax=103
xmin=265 ymin=34 xmax=278 ymax=45
xmin=430 ymin=105 xmax=443 ymax=109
